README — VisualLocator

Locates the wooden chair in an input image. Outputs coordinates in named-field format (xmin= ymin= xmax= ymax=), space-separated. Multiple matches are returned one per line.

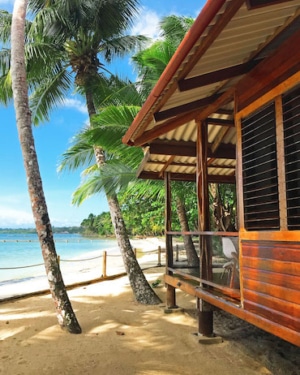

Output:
xmin=221 ymin=237 xmax=239 ymax=289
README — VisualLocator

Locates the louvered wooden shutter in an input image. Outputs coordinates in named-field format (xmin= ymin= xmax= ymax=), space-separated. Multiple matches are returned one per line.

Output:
xmin=283 ymin=86 xmax=300 ymax=230
xmin=241 ymin=102 xmax=280 ymax=230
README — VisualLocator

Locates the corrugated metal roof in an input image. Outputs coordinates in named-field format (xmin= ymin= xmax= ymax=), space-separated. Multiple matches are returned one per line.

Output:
xmin=124 ymin=0 xmax=300 ymax=182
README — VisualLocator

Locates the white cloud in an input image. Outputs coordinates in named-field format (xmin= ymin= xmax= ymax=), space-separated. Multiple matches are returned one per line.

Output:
xmin=61 ymin=98 xmax=88 ymax=114
xmin=131 ymin=7 xmax=161 ymax=40
xmin=0 ymin=207 xmax=34 ymax=228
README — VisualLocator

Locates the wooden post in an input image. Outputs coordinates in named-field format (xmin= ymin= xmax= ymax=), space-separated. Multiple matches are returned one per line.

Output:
xmin=157 ymin=246 xmax=161 ymax=266
xmin=197 ymin=298 xmax=213 ymax=336
xmin=196 ymin=120 xmax=213 ymax=336
xmin=165 ymin=172 xmax=177 ymax=308
xmin=176 ymin=244 xmax=179 ymax=261
xmin=102 ymin=250 xmax=107 ymax=278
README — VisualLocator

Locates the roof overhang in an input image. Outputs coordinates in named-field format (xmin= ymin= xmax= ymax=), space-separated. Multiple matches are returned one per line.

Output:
xmin=123 ymin=0 xmax=300 ymax=182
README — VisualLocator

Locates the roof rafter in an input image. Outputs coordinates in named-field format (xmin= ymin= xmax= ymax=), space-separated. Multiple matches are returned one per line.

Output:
xmin=178 ymin=59 xmax=263 ymax=92
xmin=149 ymin=140 xmax=236 ymax=159
xmin=134 ymin=88 xmax=235 ymax=147
xmin=153 ymin=94 xmax=220 ymax=122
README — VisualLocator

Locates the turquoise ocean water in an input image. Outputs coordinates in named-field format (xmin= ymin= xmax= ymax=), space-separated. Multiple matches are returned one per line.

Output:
xmin=0 ymin=233 xmax=118 ymax=285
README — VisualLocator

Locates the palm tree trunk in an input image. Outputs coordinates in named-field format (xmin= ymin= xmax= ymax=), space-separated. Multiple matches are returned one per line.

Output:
xmin=107 ymin=192 xmax=161 ymax=304
xmin=11 ymin=0 xmax=81 ymax=334
xmin=85 ymin=91 xmax=161 ymax=305
xmin=175 ymin=196 xmax=199 ymax=267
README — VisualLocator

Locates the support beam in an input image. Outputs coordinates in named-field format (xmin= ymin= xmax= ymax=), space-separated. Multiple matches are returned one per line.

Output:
xmin=149 ymin=140 xmax=236 ymax=159
xmin=159 ymin=156 xmax=176 ymax=178
xmin=154 ymin=94 xmax=221 ymax=122
xmin=178 ymin=59 xmax=262 ymax=92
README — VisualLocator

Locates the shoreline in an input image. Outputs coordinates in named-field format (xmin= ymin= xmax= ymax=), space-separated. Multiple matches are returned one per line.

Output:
xmin=0 ymin=237 xmax=166 ymax=301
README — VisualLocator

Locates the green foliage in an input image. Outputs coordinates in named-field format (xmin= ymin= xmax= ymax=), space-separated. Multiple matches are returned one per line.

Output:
xmin=120 ymin=193 xmax=165 ymax=236
xmin=209 ymin=183 xmax=237 ymax=232
xmin=80 ymin=212 xmax=113 ymax=236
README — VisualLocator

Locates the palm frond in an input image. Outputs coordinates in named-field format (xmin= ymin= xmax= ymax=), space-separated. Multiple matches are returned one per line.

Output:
xmin=72 ymin=160 xmax=138 ymax=205
xmin=159 ymin=15 xmax=194 ymax=46
xmin=0 ymin=70 xmax=12 ymax=105
xmin=58 ymin=131 xmax=95 ymax=173
xmin=100 ymin=35 xmax=149 ymax=63
xmin=123 ymin=179 xmax=165 ymax=201
xmin=25 ymin=40 xmax=65 ymax=72
xmin=93 ymin=75 xmax=142 ymax=108
xmin=100 ymin=160 xmax=138 ymax=195
xmin=88 ymin=105 xmax=143 ymax=167
xmin=0 ymin=10 xmax=12 ymax=45
xmin=0 ymin=48 xmax=11 ymax=76
xmin=29 ymin=66 xmax=73 ymax=125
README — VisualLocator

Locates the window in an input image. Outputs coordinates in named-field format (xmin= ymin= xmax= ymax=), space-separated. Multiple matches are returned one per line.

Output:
xmin=241 ymin=85 xmax=300 ymax=232
xmin=283 ymin=86 xmax=300 ymax=230
xmin=242 ymin=103 xmax=280 ymax=231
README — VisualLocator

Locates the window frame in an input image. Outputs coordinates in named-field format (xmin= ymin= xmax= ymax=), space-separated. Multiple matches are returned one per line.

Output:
xmin=236 ymin=81 xmax=300 ymax=233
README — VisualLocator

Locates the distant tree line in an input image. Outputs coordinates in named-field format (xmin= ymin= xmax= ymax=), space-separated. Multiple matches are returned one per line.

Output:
xmin=0 ymin=227 xmax=82 ymax=234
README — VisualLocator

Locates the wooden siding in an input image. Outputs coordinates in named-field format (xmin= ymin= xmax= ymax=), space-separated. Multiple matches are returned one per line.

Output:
xmin=241 ymin=240 xmax=300 ymax=332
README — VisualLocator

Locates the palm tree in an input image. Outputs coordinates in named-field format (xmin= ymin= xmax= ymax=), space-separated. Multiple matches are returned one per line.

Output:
xmin=61 ymin=15 xmax=199 ymax=274
xmin=59 ymin=101 xmax=161 ymax=304
xmin=0 ymin=0 xmax=148 ymax=328
xmin=174 ymin=184 xmax=199 ymax=267
xmin=28 ymin=0 xmax=148 ymax=124
xmin=10 ymin=0 xmax=81 ymax=333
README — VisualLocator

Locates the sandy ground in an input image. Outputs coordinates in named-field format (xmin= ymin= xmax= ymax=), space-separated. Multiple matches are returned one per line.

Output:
xmin=0 ymin=267 xmax=300 ymax=375
xmin=1 ymin=238 xmax=300 ymax=375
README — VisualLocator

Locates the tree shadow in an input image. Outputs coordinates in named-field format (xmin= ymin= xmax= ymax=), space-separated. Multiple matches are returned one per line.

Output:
xmin=0 ymin=268 xmax=299 ymax=375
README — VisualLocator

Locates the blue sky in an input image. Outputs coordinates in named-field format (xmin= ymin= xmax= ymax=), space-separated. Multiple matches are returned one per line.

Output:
xmin=0 ymin=0 xmax=205 ymax=228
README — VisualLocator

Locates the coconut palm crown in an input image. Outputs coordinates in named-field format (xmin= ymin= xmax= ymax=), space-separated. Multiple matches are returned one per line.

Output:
xmin=0 ymin=0 xmax=148 ymax=124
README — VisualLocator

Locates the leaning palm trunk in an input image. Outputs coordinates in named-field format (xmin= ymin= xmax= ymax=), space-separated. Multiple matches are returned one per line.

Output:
xmin=94 ymin=150 xmax=161 ymax=305
xmin=86 ymin=91 xmax=161 ymax=305
xmin=107 ymin=192 xmax=161 ymax=304
xmin=11 ymin=0 xmax=81 ymax=334
xmin=176 ymin=196 xmax=199 ymax=267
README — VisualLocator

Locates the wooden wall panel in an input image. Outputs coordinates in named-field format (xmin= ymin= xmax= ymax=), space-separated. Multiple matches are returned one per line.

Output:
xmin=241 ymin=240 xmax=300 ymax=332
xmin=243 ymin=299 xmax=300 ymax=332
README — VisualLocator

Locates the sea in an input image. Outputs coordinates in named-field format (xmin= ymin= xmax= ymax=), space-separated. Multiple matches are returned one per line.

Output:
xmin=0 ymin=233 xmax=119 ymax=287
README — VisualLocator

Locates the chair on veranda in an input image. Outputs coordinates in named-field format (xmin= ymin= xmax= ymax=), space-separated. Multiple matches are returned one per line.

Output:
xmin=221 ymin=237 xmax=239 ymax=289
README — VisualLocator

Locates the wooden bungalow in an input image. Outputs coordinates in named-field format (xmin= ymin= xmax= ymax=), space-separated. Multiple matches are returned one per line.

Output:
xmin=123 ymin=0 xmax=300 ymax=346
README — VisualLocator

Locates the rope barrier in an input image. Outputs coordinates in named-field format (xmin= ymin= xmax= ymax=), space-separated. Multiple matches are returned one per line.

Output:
xmin=0 ymin=239 xmax=101 ymax=243
xmin=0 ymin=263 xmax=45 ymax=270
xmin=60 ymin=254 xmax=103 ymax=262
xmin=0 ymin=248 xmax=165 ymax=270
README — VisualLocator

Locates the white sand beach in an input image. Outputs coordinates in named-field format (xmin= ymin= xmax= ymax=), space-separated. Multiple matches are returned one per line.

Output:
xmin=1 ymin=237 xmax=299 ymax=375
xmin=1 ymin=267 xmax=299 ymax=375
